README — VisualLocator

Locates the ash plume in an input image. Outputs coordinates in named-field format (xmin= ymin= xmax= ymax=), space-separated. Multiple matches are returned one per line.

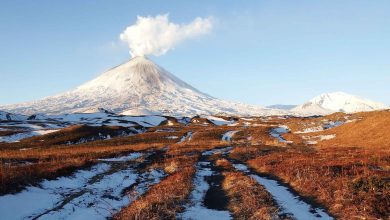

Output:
xmin=120 ymin=14 xmax=213 ymax=57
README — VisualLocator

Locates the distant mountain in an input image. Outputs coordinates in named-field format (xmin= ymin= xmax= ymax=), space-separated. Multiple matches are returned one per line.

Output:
xmin=292 ymin=92 xmax=387 ymax=115
xmin=266 ymin=104 xmax=297 ymax=110
xmin=0 ymin=56 xmax=284 ymax=116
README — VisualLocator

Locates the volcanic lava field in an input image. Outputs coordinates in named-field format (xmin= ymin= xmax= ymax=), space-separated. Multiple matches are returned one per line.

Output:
xmin=0 ymin=110 xmax=389 ymax=220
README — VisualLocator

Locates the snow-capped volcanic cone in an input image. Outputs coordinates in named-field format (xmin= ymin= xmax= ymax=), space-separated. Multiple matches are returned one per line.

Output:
xmin=1 ymin=56 xmax=282 ymax=116
xmin=292 ymin=92 xmax=387 ymax=115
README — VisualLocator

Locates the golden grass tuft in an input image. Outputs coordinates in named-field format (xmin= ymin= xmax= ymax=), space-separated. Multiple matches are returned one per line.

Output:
xmin=115 ymin=165 xmax=196 ymax=219
xmin=248 ymin=146 xmax=390 ymax=219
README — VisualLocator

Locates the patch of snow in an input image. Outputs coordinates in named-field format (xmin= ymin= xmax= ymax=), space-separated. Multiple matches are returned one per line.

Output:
xmin=296 ymin=120 xmax=347 ymax=134
xmin=123 ymin=115 xmax=167 ymax=127
xmin=323 ymin=121 xmax=344 ymax=129
xmin=0 ymin=163 xmax=110 ymax=220
xmin=155 ymin=128 xmax=176 ymax=132
xmin=345 ymin=119 xmax=357 ymax=123
xmin=295 ymin=126 xmax=324 ymax=134
xmin=179 ymin=131 xmax=193 ymax=143
xmin=318 ymin=134 xmax=336 ymax=141
xmin=227 ymin=122 xmax=239 ymax=126
xmin=221 ymin=131 xmax=239 ymax=142
xmin=0 ymin=122 xmax=46 ymax=130
xmin=48 ymin=113 xmax=167 ymax=128
xmin=98 ymin=152 xmax=143 ymax=162
xmin=302 ymin=134 xmax=336 ymax=145
xmin=240 ymin=117 xmax=256 ymax=121
xmin=179 ymin=160 xmax=232 ymax=220
xmin=232 ymin=164 xmax=248 ymax=172
xmin=120 ymin=108 xmax=161 ymax=116
xmin=202 ymin=147 xmax=233 ymax=156
xmin=205 ymin=116 xmax=235 ymax=126
xmin=270 ymin=126 xmax=291 ymax=143
xmin=0 ymin=129 xmax=58 ymax=143
xmin=38 ymin=168 xmax=139 ymax=220
xmin=0 ymin=151 xmax=167 ymax=220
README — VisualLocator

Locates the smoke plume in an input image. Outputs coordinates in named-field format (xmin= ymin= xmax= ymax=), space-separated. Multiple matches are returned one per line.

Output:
xmin=120 ymin=14 xmax=213 ymax=57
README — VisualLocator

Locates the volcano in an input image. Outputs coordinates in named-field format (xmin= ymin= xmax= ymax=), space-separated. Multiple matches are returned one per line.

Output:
xmin=1 ymin=56 xmax=281 ymax=116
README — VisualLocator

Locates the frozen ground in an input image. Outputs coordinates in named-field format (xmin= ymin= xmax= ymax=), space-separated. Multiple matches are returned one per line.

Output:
xmin=179 ymin=131 xmax=193 ymax=143
xmin=221 ymin=131 xmax=239 ymax=142
xmin=270 ymin=125 xmax=292 ymax=143
xmin=233 ymin=163 xmax=333 ymax=219
xmin=0 ymin=152 xmax=165 ymax=220
xmin=205 ymin=116 xmax=236 ymax=126
xmin=0 ymin=129 xmax=58 ymax=143
xmin=179 ymin=148 xmax=233 ymax=220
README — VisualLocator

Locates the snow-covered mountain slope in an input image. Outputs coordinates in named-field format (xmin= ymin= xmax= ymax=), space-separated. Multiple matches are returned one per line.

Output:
xmin=1 ymin=56 xmax=283 ymax=116
xmin=292 ymin=92 xmax=387 ymax=115
xmin=0 ymin=110 xmax=28 ymax=121
xmin=266 ymin=104 xmax=297 ymax=110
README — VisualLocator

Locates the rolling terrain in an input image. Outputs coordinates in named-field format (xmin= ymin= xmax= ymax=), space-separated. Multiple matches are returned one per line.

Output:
xmin=0 ymin=110 xmax=388 ymax=219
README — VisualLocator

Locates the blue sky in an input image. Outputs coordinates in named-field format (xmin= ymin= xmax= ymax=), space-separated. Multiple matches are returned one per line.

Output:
xmin=1 ymin=0 xmax=389 ymax=106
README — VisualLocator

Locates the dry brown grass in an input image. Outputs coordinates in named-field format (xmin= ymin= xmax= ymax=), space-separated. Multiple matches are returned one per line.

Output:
xmin=0 ymin=124 xmax=181 ymax=194
xmin=21 ymin=125 xmax=133 ymax=145
xmin=1 ymin=112 xmax=389 ymax=219
xmin=285 ymin=112 xmax=348 ymax=133
xmin=229 ymin=145 xmax=287 ymax=161
xmin=0 ymin=143 xmax=164 ymax=194
xmin=223 ymin=171 xmax=280 ymax=220
xmin=248 ymin=146 xmax=390 ymax=219
xmin=282 ymin=110 xmax=390 ymax=148
xmin=115 ymin=156 xmax=197 ymax=220
xmin=0 ymin=122 xmax=231 ymax=194
xmin=114 ymin=125 xmax=232 ymax=219
xmin=0 ymin=158 xmax=90 ymax=194
xmin=0 ymin=127 xmax=184 ymax=151
xmin=167 ymin=126 xmax=237 ymax=156
xmin=212 ymin=158 xmax=281 ymax=220
xmin=228 ymin=111 xmax=390 ymax=219
xmin=236 ymin=126 xmax=276 ymax=145
xmin=316 ymin=110 xmax=390 ymax=148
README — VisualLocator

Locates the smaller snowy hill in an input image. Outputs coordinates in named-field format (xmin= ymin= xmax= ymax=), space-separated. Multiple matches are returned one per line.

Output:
xmin=292 ymin=92 xmax=387 ymax=115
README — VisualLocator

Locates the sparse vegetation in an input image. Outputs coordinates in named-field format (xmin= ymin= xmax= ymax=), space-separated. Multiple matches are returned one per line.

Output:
xmin=0 ymin=111 xmax=389 ymax=219
xmin=115 ymin=155 xmax=197 ymax=219
xmin=247 ymin=146 xmax=390 ymax=219
xmin=214 ymin=159 xmax=281 ymax=219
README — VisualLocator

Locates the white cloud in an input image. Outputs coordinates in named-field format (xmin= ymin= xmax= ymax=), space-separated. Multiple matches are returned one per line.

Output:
xmin=120 ymin=14 xmax=213 ymax=57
